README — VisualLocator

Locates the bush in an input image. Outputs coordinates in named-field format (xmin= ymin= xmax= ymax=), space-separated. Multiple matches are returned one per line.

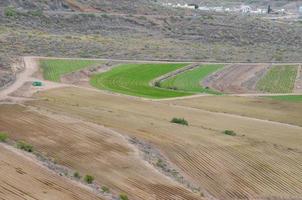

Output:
xmin=4 ymin=7 xmax=17 ymax=17
xmin=119 ymin=194 xmax=129 ymax=200
xmin=154 ymin=81 xmax=161 ymax=87
xmin=0 ymin=132 xmax=8 ymax=142
xmin=224 ymin=130 xmax=236 ymax=136
xmin=84 ymin=175 xmax=94 ymax=184
xmin=73 ymin=171 xmax=81 ymax=179
xmin=101 ymin=186 xmax=110 ymax=193
xmin=16 ymin=141 xmax=33 ymax=152
xmin=171 ymin=118 xmax=188 ymax=126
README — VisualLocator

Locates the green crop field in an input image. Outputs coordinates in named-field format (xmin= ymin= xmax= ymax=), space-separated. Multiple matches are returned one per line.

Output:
xmin=160 ymin=64 xmax=223 ymax=94
xmin=41 ymin=59 xmax=102 ymax=82
xmin=90 ymin=63 xmax=193 ymax=99
xmin=268 ymin=95 xmax=302 ymax=102
xmin=256 ymin=65 xmax=298 ymax=93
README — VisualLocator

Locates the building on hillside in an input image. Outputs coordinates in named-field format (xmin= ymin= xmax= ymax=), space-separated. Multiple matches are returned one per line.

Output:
xmin=240 ymin=5 xmax=251 ymax=13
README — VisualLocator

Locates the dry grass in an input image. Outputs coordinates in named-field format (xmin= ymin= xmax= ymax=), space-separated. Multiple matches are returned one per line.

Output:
xmin=0 ymin=144 xmax=103 ymax=200
xmin=23 ymin=87 xmax=302 ymax=200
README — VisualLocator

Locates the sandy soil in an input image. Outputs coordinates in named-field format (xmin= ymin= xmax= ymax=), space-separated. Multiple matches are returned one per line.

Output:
xmin=203 ymin=64 xmax=271 ymax=93
xmin=26 ymin=87 xmax=302 ymax=200
xmin=0 ymin=143 xmax=104 ymax=200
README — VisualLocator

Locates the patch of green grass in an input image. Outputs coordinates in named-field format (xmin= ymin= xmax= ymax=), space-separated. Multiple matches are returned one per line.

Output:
xmin=223 ymin=130 xmax=236 ymax=136
xmin=161 ymin=64 xmax=223 ymax=94
xmin=90 ymin=63 xmax=193 ymax=99
xmin=267 ymin=95 xmax=302 ymax=102
xmin=256 ymin=65 xmax=298 ymax=93
xmin=16 ymin=141 xmax=33 ymax=152
xmin=40 ymin=59 xmax=102 ymax=82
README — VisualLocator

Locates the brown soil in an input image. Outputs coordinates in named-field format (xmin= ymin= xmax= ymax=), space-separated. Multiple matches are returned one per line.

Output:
xmin=25 ymin=87 xmax=302 ymax=200
xmin=203 ymin=64 xmax=271 ymax=93
xmin=0 ymin=143 xmax=104 ymax=200
xmin=0 ymin=104 xmax=202 ymax=200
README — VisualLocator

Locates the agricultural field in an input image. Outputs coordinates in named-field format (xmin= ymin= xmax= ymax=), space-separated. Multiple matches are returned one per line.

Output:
xmin=41 ymin=59 xmax=103 ymax=82
xmin=0 ymin=144 xmax=103 ymax=200
xmin=203 ymin=64 xmax=271 ymax=94
xmin=256 ymin=65 xmax=298 ymax=93
xmin=90 ymin=63 xmax=193 ymax=98
xmin=24 ymin=87 xmax=302 ymax=200
xmin=268 ymin=95 xmax=302 ymax=102
xmin=160 ymin=64 xmax=223 ymax=94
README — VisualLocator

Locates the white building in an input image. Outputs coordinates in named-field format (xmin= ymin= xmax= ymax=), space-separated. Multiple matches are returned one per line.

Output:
xmin=240 ymin=5 xmax=251 ymax=13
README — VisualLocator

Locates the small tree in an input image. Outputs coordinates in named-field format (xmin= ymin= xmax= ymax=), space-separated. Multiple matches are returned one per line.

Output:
xmin=154 ymin=81 xmax=161 ymax=87
xmin=0 ymin=132 xmax=8 ymax=142
xmin=119 ymin=194 xmax=129 ymax=200
xmin=84 ymin=175 xmax=94 ymax=184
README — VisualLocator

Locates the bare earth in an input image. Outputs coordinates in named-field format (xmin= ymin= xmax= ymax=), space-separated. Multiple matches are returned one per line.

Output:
xmin=294 ymin=64 xmax=302 ymax=92
xmin=203 ymin=64 xmax=271 ymax=94
xmin=0 ymin=143 xmax=104 ymax=200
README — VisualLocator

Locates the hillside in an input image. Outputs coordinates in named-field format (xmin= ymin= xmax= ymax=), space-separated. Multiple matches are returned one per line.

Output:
xmin=1 ymin=0 xmax=302 ymax=88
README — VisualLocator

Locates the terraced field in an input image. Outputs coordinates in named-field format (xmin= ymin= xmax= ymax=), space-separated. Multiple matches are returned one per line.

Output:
xmin=41 ymin=59 xmax=102 ymax=82
xmin=90 ymin=63 xmax=192 ymax=98
xmin=160 ymin=64 xmax=223 ymax=94
xmin=27 ymin=87 xmax=302 ymax=200
xmin=257 ymin=65 xmax=298 ymax=93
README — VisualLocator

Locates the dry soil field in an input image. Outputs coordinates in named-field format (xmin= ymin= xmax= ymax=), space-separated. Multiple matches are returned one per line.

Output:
xmin=22 ymin=86 xmax=302 ymax=200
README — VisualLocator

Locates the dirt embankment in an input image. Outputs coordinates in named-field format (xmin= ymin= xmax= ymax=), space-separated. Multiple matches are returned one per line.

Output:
xmin=203 ymin=64 xmax=271 ymax=93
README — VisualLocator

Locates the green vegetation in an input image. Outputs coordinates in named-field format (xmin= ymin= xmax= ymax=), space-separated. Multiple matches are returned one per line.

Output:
xmin=16 ymin=141 xmax=33 ymax=152
xmin=161 ymin=64 xmax=223 ymax=94
xmin=0 ymin=132 xmax=8 ymax=142
xmin=223 ymin=130 xmax=236 ymax=136
xmin=90 ymin=63 xmax=193 ymax=98
xmin=73 ymin=171 xmax=81 ymax=179
xmin=4 ymin=7 xmax=17 ymax=17
xmin=267 ymin=95 xmax=302 ymax=102
xmin=119 ymin=194 xmax=129 ymax=200
xmin=40 ymin=59 xmax=102 ymax=82
xmin=84 ymin=175 xmax=94 ymax=184
xmin=257 ymin=65 xmax=298 ymax=93
xmin=171 ymin=118 xmax=189 ymax=126
xmin=101 ymin=186 xmax=110 ymax=193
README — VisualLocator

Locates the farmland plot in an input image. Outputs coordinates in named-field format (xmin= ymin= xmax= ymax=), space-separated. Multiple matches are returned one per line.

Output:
xmin=203 ymin=64 xmax=271 ymax=93
xmin=160 ymin=64 xmax=223 ymax=94
xmin=28 ymin=87 xmax=302 ymax=200
xmin=256 ymin=65 xmax=298 ymax=93
xmin=41 ymin=59 xmax=103 ymax=82
xmin=90 ymin=63 xmax=192 ymax=98
xmin=0 ymin=104 xmax=201 ymax=200
xmin=0 ymin=144 xmax=103 ymax=200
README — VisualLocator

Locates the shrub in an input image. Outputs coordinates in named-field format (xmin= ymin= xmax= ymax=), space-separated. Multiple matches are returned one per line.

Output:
xmin=84 ymin=175 xmax=94 ymax=184
xmin=171 ymin=118 xmax=188 ymax=126
xmin=73 ymin=171 xmax=81 ymax=179
xmin=4 ymin=7 xmax=17 ymax=17
xmin=154 ymin=81 xmax=161 ymax=87
xmin=0 ymin=132 xmax=8 ymax=142
xmin=224 ymin=130 xmax=236 ymax=136
xmin=16 ymin=141 xmax=33 ymax=152
xmin=101 ymin=186 xmax=110 ymax=193
xmin=119 ymin=194 xmax=129 ymax=200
